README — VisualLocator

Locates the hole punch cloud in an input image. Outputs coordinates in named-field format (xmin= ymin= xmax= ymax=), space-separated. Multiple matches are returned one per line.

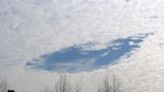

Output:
xmin=26 ymin=32 xmax=154 ymax=73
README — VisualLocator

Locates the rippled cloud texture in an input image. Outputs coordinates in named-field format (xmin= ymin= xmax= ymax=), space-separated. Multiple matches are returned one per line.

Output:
xmin=0 ymin=0 xmax=164 ymax=92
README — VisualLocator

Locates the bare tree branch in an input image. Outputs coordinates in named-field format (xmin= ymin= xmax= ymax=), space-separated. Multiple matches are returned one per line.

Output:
xmin=55 ymin=74 xmax=72 ymax=92
xmin=74 ymin=83 xmax=81 ymax=92
xmin=98 ymin=75 xmax=122 ymax=92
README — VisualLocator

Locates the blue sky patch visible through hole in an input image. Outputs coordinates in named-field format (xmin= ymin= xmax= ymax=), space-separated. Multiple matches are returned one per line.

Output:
xmin=26 ymin=33 xmax=154 ymax=73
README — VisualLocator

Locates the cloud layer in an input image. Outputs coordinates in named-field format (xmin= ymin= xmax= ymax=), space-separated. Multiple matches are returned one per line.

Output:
xmin=0 ymin=0 xmax=164 ymax=92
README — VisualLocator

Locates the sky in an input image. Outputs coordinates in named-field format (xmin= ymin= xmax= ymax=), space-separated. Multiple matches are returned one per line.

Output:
xmin=0 ymin=0 xmax=164 ymax=92
xmin=26 ymin=32 xmax=154 ymax=73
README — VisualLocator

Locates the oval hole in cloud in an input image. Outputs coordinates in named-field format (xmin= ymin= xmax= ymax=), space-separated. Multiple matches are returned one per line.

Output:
xmin=26 ymin=32 xmax=154 ymax=73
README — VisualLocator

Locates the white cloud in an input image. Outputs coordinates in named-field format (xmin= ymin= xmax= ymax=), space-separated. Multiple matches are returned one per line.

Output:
xmin=0 ymin=0 xmax=164 ymax=92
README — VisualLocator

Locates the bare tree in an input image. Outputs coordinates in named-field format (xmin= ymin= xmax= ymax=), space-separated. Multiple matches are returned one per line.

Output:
xmin=55 ymin=74 xmax=72 ymax=92
xmin=98 ymin=75 xmax=122 ymax=92
xmin=111 ymin=75 xmax=122 ymax=92
xmin=73 ymin=84 xmax=81 ymax=92
xmin=0 ymin=74 xmax=8 ymax=92
xmin=41 ymin=74 xmax=82 ymax=92
xmin=98 ymin=76 xmax=110 ymax=92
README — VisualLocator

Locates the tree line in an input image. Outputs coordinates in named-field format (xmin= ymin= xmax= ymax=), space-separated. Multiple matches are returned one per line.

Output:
xmin=0 ymin=74 xmax=123 ymax=92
